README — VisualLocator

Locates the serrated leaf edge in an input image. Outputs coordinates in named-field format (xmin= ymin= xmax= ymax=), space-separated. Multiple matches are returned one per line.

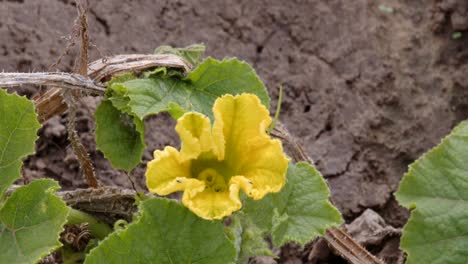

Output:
xmin=395 ymin=121 xmax=468 ymax=263
xmin=0 ymin=89 xmax=41 ymax=200
xmin=1 ymin=179 xmax=70 ymax=264
xmin=272 ymin=162 xmax=342 ymax=247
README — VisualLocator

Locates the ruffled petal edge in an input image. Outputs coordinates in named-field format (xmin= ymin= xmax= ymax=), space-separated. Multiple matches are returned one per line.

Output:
xmin=182 ymin=182 xmax=243 ymax=220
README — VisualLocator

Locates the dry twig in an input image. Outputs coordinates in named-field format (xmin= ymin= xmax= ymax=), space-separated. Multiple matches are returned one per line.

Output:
xmin=0 ymin=72 xmax=105 ymax=94
xmin=62 ymin=0 xmax=99 ymax=188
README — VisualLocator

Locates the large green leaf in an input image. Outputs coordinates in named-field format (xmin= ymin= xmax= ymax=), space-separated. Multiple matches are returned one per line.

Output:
xmin=0 ymin=179 xmax=70 ymax=264
xmin=0 ymin=89 xmax=41 ymax=199
xmin=107 ymin=58 xmax=270 ymax=120
xmin=95 ymin=100 xmax=145 ymax=171
xmin=243 ymin=162 xmax=342 ymax=246
xmin=85 ymin=198 xmax=237 ymax=264
xmin=396 ymin=121 xmax=468 ymax=264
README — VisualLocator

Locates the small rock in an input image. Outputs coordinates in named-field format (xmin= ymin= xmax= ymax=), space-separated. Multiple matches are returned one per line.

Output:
xmin=345 ymin=209 xmax=401 ymax=246
xmin=35 ymin=159 xmax=47 ymax=170
xmin=43 ymin=116 xmax=66 ymax=138
xmin=308 ymin=238 xmax=331 ymax=263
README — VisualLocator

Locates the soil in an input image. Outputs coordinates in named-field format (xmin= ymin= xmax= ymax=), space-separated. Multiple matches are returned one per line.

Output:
xmin=1 ymin=0 xmax=468 ymax=263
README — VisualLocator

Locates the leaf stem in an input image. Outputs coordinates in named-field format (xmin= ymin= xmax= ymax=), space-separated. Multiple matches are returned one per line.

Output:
xmin=67 ymin=208 xmax=113 ymax=240
xmin=268 ymin=84 xmax=283 ymax=134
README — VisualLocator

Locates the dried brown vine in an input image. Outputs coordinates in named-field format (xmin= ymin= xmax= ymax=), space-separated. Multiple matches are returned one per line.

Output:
xmin=62 ymin=0 xmax=99 ymax=188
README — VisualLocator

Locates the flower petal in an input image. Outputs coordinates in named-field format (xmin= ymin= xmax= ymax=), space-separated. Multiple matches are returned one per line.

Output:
xmin=238 ymin=139 xmax=289 ymax=199
xmin=146 ymin=146 xmax=201 ymax=195
xmin=182 ymin=185 xmax=242 ymax=220
xmin=212 ymin=94 xmax=272 ymax=167
xmin=176 ymin=112 xmax=217 ymax=161
xmin=212 ymin=93 xmax=288 ymax=199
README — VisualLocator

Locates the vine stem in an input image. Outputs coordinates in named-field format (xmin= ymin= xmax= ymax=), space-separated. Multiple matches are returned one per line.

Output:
xmin=63 ymin=87 xmax=99 ymax=188
xmin=267 ymin=83 xmax=283 ymax=135
xmin=67 ymin=208 xmax=113 ymax=240
xmin=62 ymin=0 xmax=100 ymax=188
xmin=5 ymin=185 xmax=139 ymax=223
xmin=0 ymin=72 xmax=105 ymax=94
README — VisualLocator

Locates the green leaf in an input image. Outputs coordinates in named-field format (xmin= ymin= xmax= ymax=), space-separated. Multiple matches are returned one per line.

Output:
xmin=243 ymin=162 xmax=342 ymax=246
xmin=0 ymin=179 xmax=70 ymax=264
xmin=107 ymin=58 xmax=270 ymax=121
xmin=167 ymin=102 xmax=188 ymax=119
xmin=95 ymin=100 xmax=145 ymax=171
xmin=227 ymin=213 xmax=273 ymax=263
xmin=154 ymin=44 xmax=206 ymax=66
xmin=143 ymin=65 xmax=187 ymax=80
xmin=395 ymin=121 xmax=468 ymax=264
xmin=0 ymin=89 xmax=41 ymax=199
xmin=105 ymin=73 xmax=136 ymax=115
xmin=85 ymin=198 xmax=237 ymax=264
xmin=106 ymin=73 xmax=136 ymax=90
xmin=186 ymin=57 xmax=270 ymax=110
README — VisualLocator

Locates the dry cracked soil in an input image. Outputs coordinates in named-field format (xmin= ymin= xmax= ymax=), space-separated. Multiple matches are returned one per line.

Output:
xmin=1 ymin=0 xmax=468 ymax=263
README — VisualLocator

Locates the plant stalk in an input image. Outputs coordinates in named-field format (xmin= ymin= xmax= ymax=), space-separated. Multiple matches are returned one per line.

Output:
xmin=67 ymin=208 xmax=113 ymax=240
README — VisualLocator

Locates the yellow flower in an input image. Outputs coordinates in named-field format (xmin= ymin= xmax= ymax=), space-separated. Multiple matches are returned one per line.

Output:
xmin=145 ymin=94 xmax=289 ymax=220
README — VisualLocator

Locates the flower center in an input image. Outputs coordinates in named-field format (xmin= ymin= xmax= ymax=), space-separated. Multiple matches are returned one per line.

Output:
xmin=197 ymin=168 xmax=227 ymax=192
xmin=190 ymin=152 xmax=234 ymax=192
